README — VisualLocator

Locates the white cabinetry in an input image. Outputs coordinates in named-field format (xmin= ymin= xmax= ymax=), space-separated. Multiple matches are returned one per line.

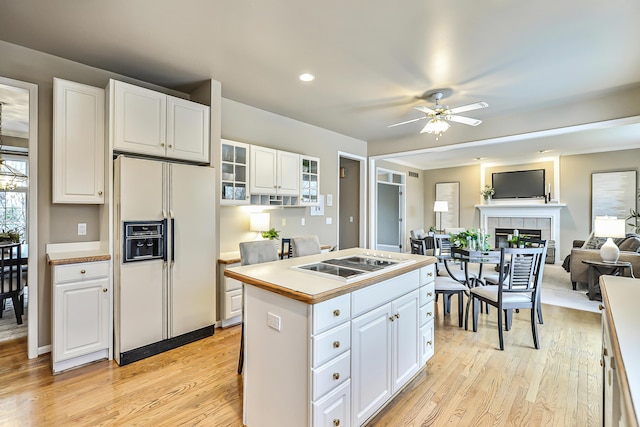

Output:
xmin=51 ymin=260 xmax=111 ymax=373
xmin=249 ymin=146 xmax=299 ymax=205
xmin=218 ymin=256 xmax=243 ymax=327
xmin=220 ymin=140 xmax=249 ymax=205
xmin=52 ymin=78 xmax=105 ymax=204
xmin=300 ymin=155 xmax=320 ymax=206
xmin=110 ymin=80 xmax=210 ymax=163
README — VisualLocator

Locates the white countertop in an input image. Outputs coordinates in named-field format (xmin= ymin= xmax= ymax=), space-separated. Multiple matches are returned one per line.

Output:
xmin=46 ymin=241 xmax=111 ymax=265
xmin=225 ymin=247 xmax=435 ymax=303
xmin=601 ymin=275 xmax=640 ymax=426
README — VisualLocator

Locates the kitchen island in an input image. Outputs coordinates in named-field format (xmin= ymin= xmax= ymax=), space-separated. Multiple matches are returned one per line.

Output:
xmin=225 ymin=248 xmax=437 ymax=427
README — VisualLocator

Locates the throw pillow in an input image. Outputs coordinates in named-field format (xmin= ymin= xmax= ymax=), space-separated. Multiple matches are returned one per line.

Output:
xmin=617 ymin=235 xmax=640 ymax=252
xmin=581 ymin=234 xmax=608 ymax=250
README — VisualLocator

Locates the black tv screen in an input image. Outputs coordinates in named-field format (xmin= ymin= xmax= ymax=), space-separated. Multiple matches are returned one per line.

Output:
xmin=492 ymin=169 xmax=545 ymax=199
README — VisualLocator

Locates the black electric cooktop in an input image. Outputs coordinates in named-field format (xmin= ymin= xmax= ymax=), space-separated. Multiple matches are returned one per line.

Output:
xmin=297 ymin=262 xmax=365 ymax=279
xmin=322 ymin=256 xmax=396 ymax=272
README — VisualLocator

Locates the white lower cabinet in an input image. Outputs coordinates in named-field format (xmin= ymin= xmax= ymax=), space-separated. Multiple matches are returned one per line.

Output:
xmin=52 ymin=260 xmax=111 ymax=373
xmin=243 ymin=266 xmax=435 ymax=427
xmin=218 ymin=258 xmax=243 ymax=327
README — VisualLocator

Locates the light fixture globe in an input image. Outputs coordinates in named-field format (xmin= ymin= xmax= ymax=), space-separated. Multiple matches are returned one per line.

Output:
xmin=421 ymin=117 xmax=450 ymax=136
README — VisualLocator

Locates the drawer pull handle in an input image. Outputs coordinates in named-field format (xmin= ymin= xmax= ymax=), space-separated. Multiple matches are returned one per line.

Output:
xmin=333 ymin=309 xmax=340 ymax=317
xmin=80 ymin=269 xmax=86 ymax=274
xmin=103 ymin=288 xmax=108 ymax=293
xmin=333 ymin=419 xmax=341 ymax=426
xmin=333 ymin=341 xmax=340 ymax=349
xmin=427 ymin=292 xmax=433 ymax=297
xmin=599 ymin=304 xmax=605 ymax=311
xmin=600 ymin=358 xmax=603 ymax=367
xmin=333 ymin=372 xmax=340 ymax=380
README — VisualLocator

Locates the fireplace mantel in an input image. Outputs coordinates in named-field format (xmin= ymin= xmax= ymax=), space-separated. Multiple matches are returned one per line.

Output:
xmin=475 ymin=203 xmax=566 ymax=262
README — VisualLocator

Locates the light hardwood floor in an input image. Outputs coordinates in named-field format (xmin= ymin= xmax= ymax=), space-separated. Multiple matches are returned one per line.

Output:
xmin=0 ymin=301 xmax=602 ymax=426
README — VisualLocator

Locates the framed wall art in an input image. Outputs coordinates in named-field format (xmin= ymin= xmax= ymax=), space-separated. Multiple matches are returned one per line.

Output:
xmin=591 ymin=170 xmax=637 ymax=231
xmin=435 ymin=182 xmax=460 ymax=230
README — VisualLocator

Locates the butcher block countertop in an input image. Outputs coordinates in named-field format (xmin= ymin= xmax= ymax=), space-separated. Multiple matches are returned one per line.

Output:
xmin=224 ymin=247 xmax=435 ymax=304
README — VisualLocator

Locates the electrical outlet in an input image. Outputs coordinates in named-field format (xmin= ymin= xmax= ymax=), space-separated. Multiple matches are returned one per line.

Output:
xmin=282 ymin=218 xmax=286 ymax=227
xmin=326 ymin=217 xmax=332 ymax=225
xmin=301 ymin=218 xmax=305 ymax=226
xmin=267 ymin=312 xmax=281 ymax=331
xmin=78 ymin=223 xmax=87 ymax=236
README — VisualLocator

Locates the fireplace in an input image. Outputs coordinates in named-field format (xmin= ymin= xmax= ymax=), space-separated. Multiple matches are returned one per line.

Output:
xmin=494 ymin=228 xmax=542 ymax=248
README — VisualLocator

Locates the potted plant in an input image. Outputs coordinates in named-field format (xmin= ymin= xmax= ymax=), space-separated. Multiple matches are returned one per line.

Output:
xmin=449 ymin=229 xmax=491 ymax=251
xmin=627 ymin=190 xmax=640 ymax=233
xmin=261 ymin=228 xmax=280 ymax=240
xmin=480 ymin=185 xmax=495 ymax=202
xmin=0 ymin=229 xmax=20 ymax=243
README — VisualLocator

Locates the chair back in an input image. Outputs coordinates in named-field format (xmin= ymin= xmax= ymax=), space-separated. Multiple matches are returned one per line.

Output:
xmin=0 ymin=243 xmax=23 ymax=295
xmin=239 ymin=240 xmax=279 ymax=266
xmin=409 ymin=238 xmax=427 ymax=255
xmin=410 ymin=229 xmax=426 ymax=239
xmin=496 ymin=247 xmax=545 ymax=295
xmin=433 ymin=234 xmax=453 ymax=257
xmin=291 ymin=235 xmax=321 ymax=257
xmin=280 ymin=238 xmax=293 ymax=259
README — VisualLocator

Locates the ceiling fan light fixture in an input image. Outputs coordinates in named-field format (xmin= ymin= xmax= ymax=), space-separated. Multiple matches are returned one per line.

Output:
xmin=421 ymin=117 xmax=450 ymax=137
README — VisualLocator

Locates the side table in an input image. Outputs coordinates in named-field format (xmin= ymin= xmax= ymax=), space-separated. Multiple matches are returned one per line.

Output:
xmin=581 ymin=259 xmax=633 ymax=301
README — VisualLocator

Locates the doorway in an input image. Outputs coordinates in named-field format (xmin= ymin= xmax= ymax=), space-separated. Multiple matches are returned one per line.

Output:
xmin=0 ymin=77 xmax=38 ymax=359
xmin=338 ymin=152 xmax=366 ymax=249
xmin=375 ymin=168 xmax=405 ymax=252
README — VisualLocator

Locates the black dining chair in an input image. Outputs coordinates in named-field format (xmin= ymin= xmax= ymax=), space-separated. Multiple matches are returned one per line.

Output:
xmin=280 ymin=238 xmax=293 ymax=259
xmin=0 ymin=243 xmax=24 ymax=325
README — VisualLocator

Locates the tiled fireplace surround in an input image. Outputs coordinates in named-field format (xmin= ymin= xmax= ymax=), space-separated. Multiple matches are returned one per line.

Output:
xmin=476 ymin=203 xmax=565 ymax=263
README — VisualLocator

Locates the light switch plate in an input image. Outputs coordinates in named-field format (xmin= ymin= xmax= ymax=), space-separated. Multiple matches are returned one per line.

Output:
xmin=78 ymin=223 xmax=87 ymax=236
xmin=326 ymin=217 xmax=332 ymax=225
xmin=326 ymin=194 xmax=333 ymax=206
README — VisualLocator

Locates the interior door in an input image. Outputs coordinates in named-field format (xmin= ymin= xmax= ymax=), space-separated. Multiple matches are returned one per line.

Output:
xmin=169 ymin=163 xmax=217 ymax=337
xmin=376 ymin=182 xmax=402 ymax=252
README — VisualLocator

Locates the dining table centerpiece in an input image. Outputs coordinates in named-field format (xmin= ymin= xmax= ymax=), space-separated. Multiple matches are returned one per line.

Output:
xmin=449 ymin=229 xmax=492 ymax=253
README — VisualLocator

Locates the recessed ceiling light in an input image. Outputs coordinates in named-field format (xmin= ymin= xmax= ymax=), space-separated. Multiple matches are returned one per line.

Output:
xmin=299 ymin=73 xmax=315 ymax=82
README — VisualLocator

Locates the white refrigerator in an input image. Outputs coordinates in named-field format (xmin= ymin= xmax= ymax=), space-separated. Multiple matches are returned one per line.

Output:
xmin=114 ymin=155 xmax=216 ymax=365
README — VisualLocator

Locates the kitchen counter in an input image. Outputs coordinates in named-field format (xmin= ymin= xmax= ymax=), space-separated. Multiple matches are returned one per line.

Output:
xmin=225 ymin=247 xmax=435 ymax=304
xmin=218 ymin=244 xmax=333 ymax=265
xmin=46 ymin=242 xmax=111 ymax=265
xmin=601 ymin=276 xmax=640 ymax=427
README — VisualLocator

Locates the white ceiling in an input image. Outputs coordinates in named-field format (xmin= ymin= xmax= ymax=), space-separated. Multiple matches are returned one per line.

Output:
xmin=1 ymin=0 xmax=640 ymax=168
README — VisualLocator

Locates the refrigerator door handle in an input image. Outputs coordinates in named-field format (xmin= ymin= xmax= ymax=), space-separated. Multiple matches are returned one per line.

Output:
xmin=162 ymin=209 xmax=167 ymax=219
xmin=163 ymin=218 xmax=169 ymax=262
xmin=171 ymin=218 xmax=175 ymax=263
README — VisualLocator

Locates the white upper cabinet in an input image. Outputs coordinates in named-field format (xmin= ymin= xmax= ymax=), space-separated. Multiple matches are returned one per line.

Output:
xmin=53 ymin=78 xmax=105 ymax=204
xmin=300 ymin=155 xmax=320 ymax=206
xmin=277 ymin=150 xmax=300 ymax=196
xmin=220 ymin=139 xmax=250 ymax=205
xmin=249 ymin=146 xmax=299 ymax=196
xmin=110 ymin=80 xmax=209 ymax=163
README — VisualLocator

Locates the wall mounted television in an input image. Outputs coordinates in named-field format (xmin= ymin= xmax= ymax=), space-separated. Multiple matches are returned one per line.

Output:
xmin=492 ymin=169 xmax=546 ymax=199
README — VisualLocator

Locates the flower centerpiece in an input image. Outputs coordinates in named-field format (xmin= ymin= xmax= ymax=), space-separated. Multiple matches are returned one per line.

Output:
xmin=449 ymin=229 xmax=491 ymax=251
xmin=480 ymin=185 xmax=495 ymax=201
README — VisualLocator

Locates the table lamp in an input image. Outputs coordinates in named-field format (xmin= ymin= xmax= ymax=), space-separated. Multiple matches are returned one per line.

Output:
xmin=433 ymin=201 xmax=448 ymax=233
xmin=593 ymin=216 xmax=626 ymax=263
xmin=250 ymin=212 xmax=270 ymax=239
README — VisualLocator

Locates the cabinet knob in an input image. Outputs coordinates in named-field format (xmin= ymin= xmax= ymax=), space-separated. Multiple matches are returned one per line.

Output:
xmin=161 ymin=143 xmax=165 ymax=147
xmin=103 ymin=288 xmax=108 ymax=293
xmin=427 ymin=312 xmax=433 ymax=317
xmin=600 ymin=358 xmax=603 ymax=367
xmin=599 ymin=304 xmax=605 ymax=311
xmin=427 ymin=292 xmax=433 ymax=297
xmin=332 ymin=372 xmax=340 ymax=380
xmin=333 ymin=309 xmax=340 ymax=317
xmin=333 ymin=419 xmax=341 ymax=426
xmin=80 ymin=269 xmax=86 ymax=274
xmin=427 ymin=341 xmax=433 ymax=346
xmin=427 ymin=272 xmax=433 ymax=277
xmin=395 ymin=313 xmax=400 ymax=319
xmin=603 ymin=348 xmax=608 ymax=357
xmin=389 ymin=316 xmax=395 ymax=322
xmin=98 ymin=191 xmax=103 ymax=196
xmin=168 ymin=144 xmax=172 ymax=148
xmin=333 ymin=341 xmax=340 ymax=349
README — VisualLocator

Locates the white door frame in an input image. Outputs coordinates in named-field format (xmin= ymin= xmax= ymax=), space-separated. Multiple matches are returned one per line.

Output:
xmin=370 ymin=164 xmax=406 ymax=252
xmin=0 ymin=76 xmax=39 ymax=359
xmin=337 ymin=151 xmax=367 ymax=249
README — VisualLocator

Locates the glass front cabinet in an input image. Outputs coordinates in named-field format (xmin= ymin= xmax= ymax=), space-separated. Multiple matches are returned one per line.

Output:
xmin=220 ymin=139 xmax=249 ymax=205
xmin=300 ymin=155 xmax=320 ymax=206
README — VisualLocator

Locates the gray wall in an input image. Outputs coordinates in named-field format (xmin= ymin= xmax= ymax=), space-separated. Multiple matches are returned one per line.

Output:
xmin=339 ymin=157 xmax=360 ymax=249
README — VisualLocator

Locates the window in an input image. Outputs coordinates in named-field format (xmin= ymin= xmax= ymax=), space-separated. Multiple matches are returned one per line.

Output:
xmin=0 ymin=155 xmax=28 ymax=242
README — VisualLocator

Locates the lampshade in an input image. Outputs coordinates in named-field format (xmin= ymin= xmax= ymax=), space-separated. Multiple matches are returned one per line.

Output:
xmin=420 ymin=118 xmax=450 ymax=136
xmin=433 ymin=201 xmax=448 ymax=213
xmin=593 ymin=216 xmax=625 ymax=263
xmin=249 ymin=212 xmax=270 ymax=232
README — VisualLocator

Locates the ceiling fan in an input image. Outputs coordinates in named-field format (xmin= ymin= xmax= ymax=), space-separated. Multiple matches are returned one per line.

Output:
xmin=388 ymin=92 xmax=488 ymax=137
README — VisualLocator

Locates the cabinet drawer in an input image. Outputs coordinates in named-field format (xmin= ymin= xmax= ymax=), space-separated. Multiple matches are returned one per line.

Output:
xmin=420 ymin=300 xmax=435 ymax=326
xmin=420 ymin=321 xmax=434 ymax=366
xmin=313 ymin=379 xmax=351 ymax=427
xmin=419 ymin=282 xmax=435 ymax=306
xmin=313 ymin=321 xmax=351 ymax=368
xmin=421 ymin=264 xmax=436 ymax=285
xmin=226 ymin=276 xmax=242 ymax=292
xmin=225 ymin=289 xmax=243 ymax=319
xmin=54 ymin=261 xmax=110 ymax=284
xmin=352 ymin=270 xmax=419 ymax=317
xmin=312 ymin=350 xmax=351 ymax=401
xmin=313 ymin=294 xmax=351 ymax=334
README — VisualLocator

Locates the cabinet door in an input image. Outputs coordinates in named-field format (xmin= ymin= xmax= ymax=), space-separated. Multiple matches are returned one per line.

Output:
xmin=277 ymin=150 xmax=300 ymax=196
xmin=53 ymin=78 xmax=105 ymax=204
xmin=167 ymin=96 xmax=210 ymax=163
xmin=392 ymin=289 xmax=420 ymax=393
xmin=300 ymin=156 xmax=320 ymax=206
xmin=351 ymin=303 xmax=392 ymax=426
xmin=250 ymin=145 xmax=277 ymax=195
xmin=221 ymin=140 xmax=250 ymax=205
xmin=53 ymin=277 xmax=109 ymax=362
xmin=112 ymin=80 xmax=166 ymax=157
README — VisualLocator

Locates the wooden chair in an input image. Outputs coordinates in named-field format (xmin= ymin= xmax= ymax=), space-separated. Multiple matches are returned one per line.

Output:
xmin=467 ymin=246 xmax=545 ymax=350
xmin=237 ymin=240 xmax=279 ymax=374
xmin=291 ymin=235 xmax=321 ymax=257
xmin=0 ymin=243 xmax=24 ymax=325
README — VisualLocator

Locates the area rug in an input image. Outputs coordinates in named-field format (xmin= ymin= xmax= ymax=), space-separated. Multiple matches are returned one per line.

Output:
xmin=539 ymin=264 xmax=601 ymax=313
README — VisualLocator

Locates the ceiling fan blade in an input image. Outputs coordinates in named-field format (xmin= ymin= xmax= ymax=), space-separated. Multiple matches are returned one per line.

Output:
xmin=387 ymin=116 xmax=427 ymax=128
xmin=447 ymin=101 xmax=488 ymax=115
xmin=446 ymin=115 xmax=482 ymax=126
xmin=413 ymin=105 xmax=437 ymax=115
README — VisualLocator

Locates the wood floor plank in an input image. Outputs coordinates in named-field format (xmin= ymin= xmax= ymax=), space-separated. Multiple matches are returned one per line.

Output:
xmin=0 ymin=301 xmax=602 ymax=426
